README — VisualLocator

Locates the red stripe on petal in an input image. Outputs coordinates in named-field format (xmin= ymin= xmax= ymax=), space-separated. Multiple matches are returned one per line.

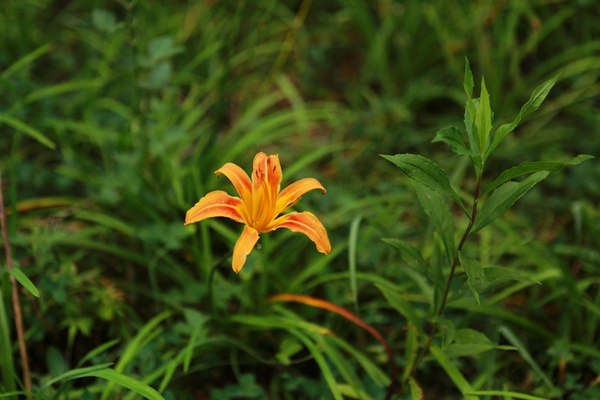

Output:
xmin=275 ymin=178 xmax=326 ymax=215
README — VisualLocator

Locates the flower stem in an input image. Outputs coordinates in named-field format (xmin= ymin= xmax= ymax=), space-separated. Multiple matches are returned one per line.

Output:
xmin=0 ymin=166 xmax=32 ymax=396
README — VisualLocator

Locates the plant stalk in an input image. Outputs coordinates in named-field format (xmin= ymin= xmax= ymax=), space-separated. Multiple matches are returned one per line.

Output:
xmin=0 ymin=166 xmax=32 ymax=395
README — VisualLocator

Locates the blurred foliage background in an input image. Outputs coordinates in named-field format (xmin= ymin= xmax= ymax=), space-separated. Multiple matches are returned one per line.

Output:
xmin=1 ymin=0 xmax=599 ymax=399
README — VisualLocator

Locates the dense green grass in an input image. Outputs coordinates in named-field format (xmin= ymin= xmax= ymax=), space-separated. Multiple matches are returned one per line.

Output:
xmin=1 ymin=1 xmax=599 ymax=399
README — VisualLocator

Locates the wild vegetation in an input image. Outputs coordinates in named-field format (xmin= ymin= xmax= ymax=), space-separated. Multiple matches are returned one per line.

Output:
xmin=1 ymin=1 xmax=599 ymax=399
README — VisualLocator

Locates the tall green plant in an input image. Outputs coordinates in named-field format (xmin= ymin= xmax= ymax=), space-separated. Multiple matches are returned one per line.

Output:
xmin=381 ymin=58 xmax=593 ymax=398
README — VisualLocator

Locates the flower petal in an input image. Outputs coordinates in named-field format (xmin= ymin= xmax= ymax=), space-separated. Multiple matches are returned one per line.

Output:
xmin=269 ymin=211 xmax=331 ymax=254
xmin=185 ymin=190 xmax=246 ymax=225
xmin=215 ymin=162 xmax=252 ymax=207
xmin=275 ymin=178 xmax=326 ymax=215
xmin=232 ymin=225 xmax=260 ymax=273
xmin=251 ymin=152 xmax=282 ymax=229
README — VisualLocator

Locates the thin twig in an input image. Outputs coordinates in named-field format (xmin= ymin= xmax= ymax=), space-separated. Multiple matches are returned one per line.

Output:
xmin=0 ymin=166 xmax=32 ymax=395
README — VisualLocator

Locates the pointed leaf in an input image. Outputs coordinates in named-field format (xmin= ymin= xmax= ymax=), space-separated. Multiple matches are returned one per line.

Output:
xmin=0 ymin=114 xmax=56 ymax=149
xmin=8 ymin=268 xmax=39 ymax=297
xmin=486 ymin=75 xmax=558 ymax=158
xmin=409 ymin=378 xmax=424 ymax=400
xmin=415 ymin=184 xmax=456 ymax=262
xmin=474 ymin=77 xmax=492 ymax=155
xmin=458 ymin=252 xmax=486 ymax=305
xmin=432 ymin=126 xmax=471 ymax=156
xmin=471 ymin=171 xmax=550 ymax=235
xmin=429 ymin=345 xmax=480 ymax=400
xmin=382 ymin=153 xmax=467 ymax=215
xmin=80 ymin=369 xmax=165 ymax=400
xmin=482 ymin=155 xmax=594 ymax=195
xmin=463 ymin=57 xmax=474 ymax=99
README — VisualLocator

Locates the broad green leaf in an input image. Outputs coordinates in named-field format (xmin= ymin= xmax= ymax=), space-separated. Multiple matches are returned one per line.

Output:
xmin=276 ymin=337 xmax=303 ymax=365
xmin=81 ymin=369 xmax=165 ymax=400
xmin=485 ymin=75 xmax=558 ymax=158
xmin=471 ymin=171 xmax=550 ymax=235
xmin=445 ymin=328 xmax=515 ymax=359
xmin=458 ymin=252 xmax=486 ymax=305
xmin=482 ymin=155 xmax=594 ymax=195
xmin=432 ymin=126 xmax=471 ymax=156
xmin=0 ymin=114 xmax=56 ymax=149
xmin=376 ymin=284 xmax=422 ymax=334
xmin=7 ymin=268 xmax=39 ymax=297
xmin=429 ymin=345 xmax=479 ymax=400
xmin=381 ymin=153 xmax=467 ymax=214
xmin=415 ymin=184 xmax=456 ymax=262
xmin=474 ymin=77 xmax=492 ymax=155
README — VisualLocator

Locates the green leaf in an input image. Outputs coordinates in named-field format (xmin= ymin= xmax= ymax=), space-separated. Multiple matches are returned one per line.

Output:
xmin=402 ymin=326 xmax=419 ymax=381
xmin=444 ymin=328 xmax=515 ymax=359
xmin=92 ymin=9 xmax=117 ymax=33
xmin=0 ymin=43 xmax=52 ymax=82
xmin=408 ymin=378 xmax=424 ymax=400
xmin=463 ymin=57 xmax=474 ymax=100
xmin=473 ymin=267 xmax=541 ymax=295
xmin=81 ymin=369 xmax=165 ymax=400
xmin=471 ymin=171 xmax=550 ymax=235
xmin=482 ymin=155 xmax=594 ymax=195
xmin=429 ymin=345 xmax=479 ymax=400
xmin=376 ymin=284 xmax=422 ymax=334
xmin=433 ymin=316 xmax=455 ymax=350
xmin=415 ymin=184 xmax=456 ymax=262
xmin=485 ymin=75 xmax=558 ymax=158
xmin=432 ymin=126 xmax=471 ymax=156
xmin=466 ymin=390 xmax=551 ymax=400
xmin=458 ymin=252 xmax=486 ymax=305
xmin=474 ymin=77 xmax=492 ymax=155
xmin=381 ymin=153 xmax=467 ymax=215
xmin=8 ymin=268 xmax=39 ymax=297
xmin=0 ymin=114 xmax=56 ymax=149
xmin=381 ymin=238 xmax=428 ymax=276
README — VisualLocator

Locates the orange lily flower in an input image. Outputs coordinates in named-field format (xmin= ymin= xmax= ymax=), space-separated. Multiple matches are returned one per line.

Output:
xmin=185 ymin=152 xmax=331 ymax=273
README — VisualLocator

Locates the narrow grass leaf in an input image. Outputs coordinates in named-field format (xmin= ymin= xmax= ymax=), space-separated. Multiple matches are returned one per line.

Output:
xmin=466 ymin=390 xmax=550 ymax=400
xmin=76 ymin=339 xmax=120 ymax=367
xmin=337 ymin=384 xmax=375 ymax=400
xmin=42 ymin=364 xmax=114 ymax=388
xmin=291 ymin=330 xmax=343 ymax=400
xmin=432 ymin=126 xmax=471 ymax=156
xmin=7 ymin=268 xmax=39 ymax=297
xmin=26 ymin=79 xmax=103 ymax=103
xmin=0 ymin=43 xmax=52 ymax=81
xmin=376 ymin=284 xmax=422 ymax=334
xmin=429 ymin=345 xmax=479 ymax=400
xmin=471 ymin=171 xmax=550 ymax=235
xmin=458 ymin=252 xmax=486 ymax=305
xmin=81 ymin=369 xmax=165 ymax=400
xmin=0 ymin=114 xmax=56 ymax=149
xmin=322 ymin=336 xmax=363 ymax=398
xmin=327 ymin=335 xmax=390 ymax=387
xmin=0 ymin=286 xmax=17 ymax=395
xmin=381 ymin=154 xmax=467 ymax=214
xmin=348 ymin=216 xmax=362 ymax=312
xmin=482 ymin=155 xmax=594 ymax=195
xmin=415 ymin=184 xmax=456 ymax=262
xmin=499 ymin=325 xmax=554 ymax=389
